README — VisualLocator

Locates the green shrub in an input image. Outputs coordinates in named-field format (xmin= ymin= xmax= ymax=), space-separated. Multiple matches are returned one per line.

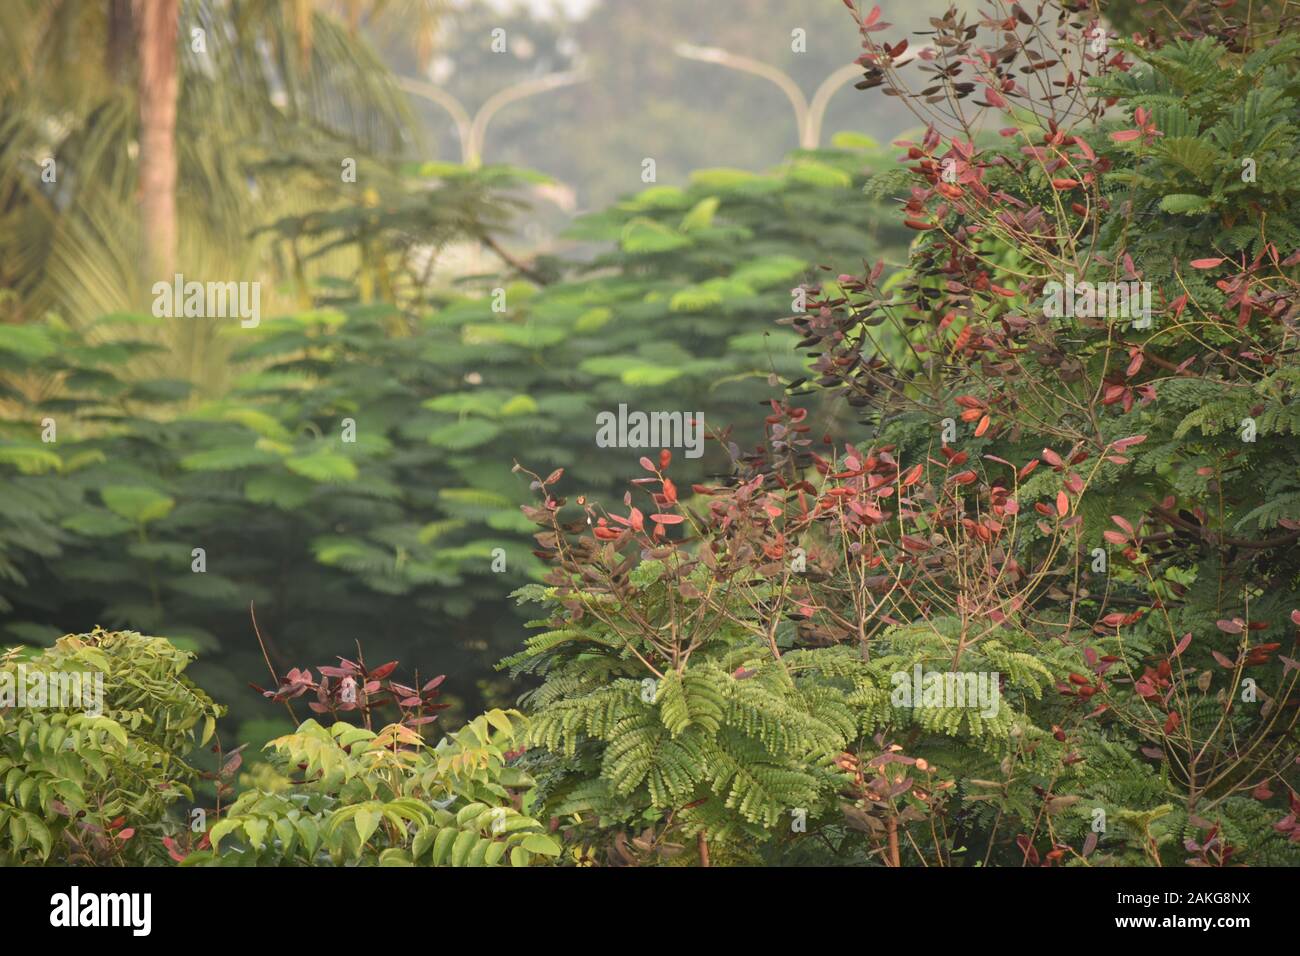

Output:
xmin=184 ymin=708 xmax=560 ymax=867
xmin=0 ymin=628 xmax=222 ymax=864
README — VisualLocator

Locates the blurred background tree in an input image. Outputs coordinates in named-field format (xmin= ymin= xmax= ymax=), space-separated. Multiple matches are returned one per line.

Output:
xmin=0 ymin=0 xmax=431 ymax=391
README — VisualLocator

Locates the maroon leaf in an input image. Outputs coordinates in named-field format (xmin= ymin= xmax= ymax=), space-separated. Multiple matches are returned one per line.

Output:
xmin=368 ymin=661 xmax=399 ymax=681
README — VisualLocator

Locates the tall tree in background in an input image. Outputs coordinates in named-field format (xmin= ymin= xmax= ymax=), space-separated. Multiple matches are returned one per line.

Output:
xmin=0 ymin=0 xmax=426 ymax=332
xmin=135 ymin=0 xmax=180 ymax=278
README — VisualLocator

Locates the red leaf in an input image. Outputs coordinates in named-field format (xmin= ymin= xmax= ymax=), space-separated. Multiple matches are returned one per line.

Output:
xmin=650 ymin=514 xmax=684 ymax=525
xmin=1190 ymin=257 xmax=1226 ymax=269
xmin=368 ymin=661 xmax=399 ymax=681
xmin=639 ymin=456 xmax=656 ymax=472
xmin=162 ymin=836 xmax=187 ymax=863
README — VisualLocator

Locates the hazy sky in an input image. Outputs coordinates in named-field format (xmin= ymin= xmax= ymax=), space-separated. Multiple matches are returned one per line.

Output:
xmin=466 ymin=0 xmax=600 ymax=17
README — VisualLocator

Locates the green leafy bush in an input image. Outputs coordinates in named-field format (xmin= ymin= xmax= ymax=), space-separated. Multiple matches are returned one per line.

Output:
xmin=0 ymin=628 xmax=222 ymax=864
xmin=185 ymin=708 xmax=559 ymax=867
xmin=0 ymin=628 xmax=558 ymax=867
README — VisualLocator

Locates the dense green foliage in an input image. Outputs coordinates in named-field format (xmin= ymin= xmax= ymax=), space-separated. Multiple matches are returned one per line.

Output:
xmin=187 ymin=708 xmax=560 ymax=866
xmin=0 ymin=629 xmax=556 ymax=867
xmin=491 ymin=0 xmax=1300 ymax=866
xmin=0 ymin=143 xmax=904 ymax=727
xmin=776 ymin=0 xmax=1300 ymax=865
xmin=503 ymin=563 xmax=1061 ymax=865
xmin=3 ymin=0 xmax=1300 ymax=870
xmin=0 ymin=629 xmax=221 ymax=864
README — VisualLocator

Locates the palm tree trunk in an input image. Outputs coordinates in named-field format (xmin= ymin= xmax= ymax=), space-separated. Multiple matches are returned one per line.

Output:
xmin=106 ymin=0 xmax=134 ymax=80
xmin=135 ymin=0 xmax=179 ymax=279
